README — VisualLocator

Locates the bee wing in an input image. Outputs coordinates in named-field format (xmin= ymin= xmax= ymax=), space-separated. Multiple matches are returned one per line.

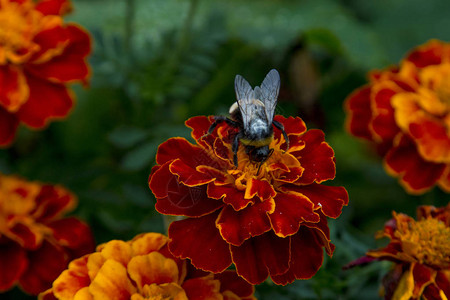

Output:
xmin=258 ymin=69 xmax=280 ymax=124
xmin=234 ymin=74 xmax=254 ymax=129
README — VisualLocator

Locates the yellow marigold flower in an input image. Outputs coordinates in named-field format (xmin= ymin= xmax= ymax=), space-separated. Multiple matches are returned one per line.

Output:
xmin=39 ymin=232 xmax=256 ymax=300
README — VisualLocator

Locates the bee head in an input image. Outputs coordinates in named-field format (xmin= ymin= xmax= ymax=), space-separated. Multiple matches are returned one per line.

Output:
xmin=248 ymin=145 xmax=271 ymax=163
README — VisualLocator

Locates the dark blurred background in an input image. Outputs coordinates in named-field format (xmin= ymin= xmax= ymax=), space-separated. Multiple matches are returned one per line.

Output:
xmin=2 ymin=0 xmax=449 ymax=298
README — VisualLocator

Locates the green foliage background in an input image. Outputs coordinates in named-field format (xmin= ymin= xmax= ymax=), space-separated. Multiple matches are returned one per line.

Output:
xmin=2 ymin=0 xmax=449 ymax=299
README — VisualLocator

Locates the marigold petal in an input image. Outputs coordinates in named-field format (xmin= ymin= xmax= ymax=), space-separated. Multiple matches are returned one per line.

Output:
xmin=303 ymin=212 xmax=335 ymax=255
xmin=435 ymin=271 xmax=450 ymax=298
xmin=35 ymin=0 xmax=72 ymax=15
xmin=216 ymin=200 xmax=274 ymax=246
xmin=18 ymin=76 xmax=73 ymax=128
xmin=274 ymin=115 xmax=307 ymax=136
xmin=384 ymin=134 xmax=446 ymax=194
xmin=137 ymin=283 xmax=187 ymax=300
xmin=409 ymin=117 xmax=450 ymax=163
xmin=89 ymin=259 xmax=136 ymax=300
xmin=214 ymin=270 xmax=255 ymax=298
xmin=52 ymin=256 xmax=90 ymax=300
xmin=0 ymin=241 xmax=28 ymax=292
xmin=207 ymin=183 xmax=251 ymax=211
xmin=0 ymin=106 xmax=19 ymax=146
xmin=405 ymin=39 xmax=446 ymax=68
xmin=47 ymin=217 xmax=95 ymax=257
xmin=130 ymin=233 xmax=168 ymax=256
xmin=19 ymin=240 xmax=68 ymax=295
xmin=97 ymin=240 xmax=132 ymax=267
xmin=231 ymin=231 xmax=290 ymax=285
xmin=27 ymin=25 xmax=91 ymax=83
xmin=169 ymin=159 xmax=215 ymax=186
xmin=287 ymin=183 xmax=349 ymax=218
xmin=294 ymin=129 xmax=336 ymax=184
xmin=7 ymin=221 xmax=43 ymax=249
xmin=269 ymin=192 xmax=318 ymax=238
xmin=186 ymin=116 xmax=213 ymax=142
xmin=0 ymin=65 xmax=29 ymax=112
xmin=156 ymin=137 xmax=210 ymax=167
xmin=182 ymin=275 xmax=222 ymax=300
xmin=271 ymin=227 xmax=324 ymax=285
xmin=32 ymin=185 xmax=76 ymax=222
xmin=411 ymin=263 xmax=433 ymax=297
xmin=127 ymin=252 xmax=178 ymax=290
xmin=168 ymin=212 xmax=232 ymax=273
xmin=370 ymin=81 xmax=402 ymax=142
xmin=30 ymin=24 xmax=70 ymax=64
xmin=344 ymin=85 xmax=373 ymax=140
xmin=392 ymin=267 xmax=415 ymax=300
xmin=73 ymin=287 xmax=93 ymax=300
xmin=152 ymin=163 xmax=223 ymax=217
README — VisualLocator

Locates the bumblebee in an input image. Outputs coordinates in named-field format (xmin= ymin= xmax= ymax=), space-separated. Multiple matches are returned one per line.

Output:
xmin=207 ymin=69 xmax=289 ymax=168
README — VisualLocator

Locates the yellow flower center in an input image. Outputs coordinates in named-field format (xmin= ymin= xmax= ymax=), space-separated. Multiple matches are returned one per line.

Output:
xmin=0 ymin=0 xmax=41 ymax=65
xmin=395 ymin=217 xmax=450 ymax=268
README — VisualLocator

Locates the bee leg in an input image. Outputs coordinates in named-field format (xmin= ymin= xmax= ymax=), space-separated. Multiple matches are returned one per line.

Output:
xmin=204 ymin=116 xmax=239 ymax=138
xmin=232 ymin=132 xmax=241 ymax=167
xmin=272 ymin=120 xmax=289 ymax=151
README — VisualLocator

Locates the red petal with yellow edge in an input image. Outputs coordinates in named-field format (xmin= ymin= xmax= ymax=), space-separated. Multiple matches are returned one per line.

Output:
xmin=231 ymin=231 xmax=290 ymax=285
xmin=27 ymin=25 xmax=91 ymax=83
xmin=406 ymin=40 xmax=445 ymax=68
xmin=215 ymin=271 xmax=255 ymax=298
xmin=207 ymin=183 xmax=252 ymax=211
xmin=344 ymin=85 xmax=373 ymax=140
xmin=287 ymin=183 xmax=348 ymax=218
xmin=35 ymin=0 xmax=72 ymax=15
xmin=269 ymin=192 xmax=318 ymax=238
xmin=0 ymin=65 xmax=28 ymax=111
xmin=271 ymin=227 xmax=324 ymax=285
xmin=0 ymin=241 xmax=28 ymax=292
xmin=39 ymin=289 xmax=59 ymax=300
xmin=156 ymin=137 xmax=209 ymax=166
xmin=127 ymin=252 xmax=178 ymax=289
xmin=29 ymin=25 xmax=70 ymax=63
xmin=0 ymin=106 xmax=19 ymax=146
xmin=274 ymin=116 xmax=307 ymax=136
xmin=186 ymin=116 xmax=213 ymax=142
xmin=244 ymin=178 xmax=276 ymax=201
xmin=435 ymin=271 xmax=450 ymax=298
xmin=169 ymin=159 xmax=215 ymax=186
xmin=183 ymin=276 xmax=221 ymax=300
xmin=47 ymin=217 xmax=95 ymax=257
xmin=437 ymin=165 xmax=450 ymax=193
xmin=411 ymin=263 xmax=433 ymax=296
xmin=409 ymin=118 xmax=450 ymax=163
xmin=8 ymin=222 xmax=42 ymax=250
xmin=303 ymin=212 xmax=334 ymax=255
xmin=89 ymin=260 xmax=136 ymax=299
xmin=52 ymin=256 xmax=90 ymax=299
xmin=371 ymin=84 xmax=400 ymax=142
xmin=168 ymin=212 xmax=232 ymax=273
xmin=385 ymin=135 xmax=445 ymax=193
xmin=17 ymin=76 xmax=73 ymax=128
xmin=423 ymin=284 xmax=443 ymax=300
xmin=294 ymin=129 xmax=335 ymax=184
xmin=153 ymin=163 xmax=223 ymax=217
xmin=33 ymin=185 xmax=75 ymax=222
xmin=216 ymin=200 xmax=274 ymax=246
xmin=20 ymin=240 xmax=68 ymax=295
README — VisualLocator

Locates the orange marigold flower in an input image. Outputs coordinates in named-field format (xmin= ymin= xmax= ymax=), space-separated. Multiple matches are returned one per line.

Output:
xmin=345 ymin=204 xmax=450 ymax=300
xmin=0 ymin=174 xmax=95 ymax=295
xmin=38 ymin=232 xmax=256 ymax=300
xmin=345 ymin=40 xmax=450 ymax=194
xmin=0 ymin=0 xmax=91 ymax=147
xmin=148 ymin=115 xmax=349 ymax=285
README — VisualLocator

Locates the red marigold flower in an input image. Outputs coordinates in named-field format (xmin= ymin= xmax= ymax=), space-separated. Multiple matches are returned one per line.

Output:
xmin=148 ymin=115 xmax=348 ymax=285
xmin=0 ymin=174 xmax=95 ymax=295
xmin=345 ymin=204 xmax=450 ymax=300
xmin=38 ymin=232 xmax=256 ymax=300
xmin=0 ymin=0 xmax=91 ymax=147
xmin=345 ymin=39 xmax=450 ymax=194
